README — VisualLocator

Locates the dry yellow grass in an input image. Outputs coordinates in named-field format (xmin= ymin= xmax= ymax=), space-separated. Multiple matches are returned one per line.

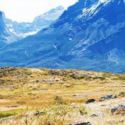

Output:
xmin=0 ymin=67 xmax=125 ymax=124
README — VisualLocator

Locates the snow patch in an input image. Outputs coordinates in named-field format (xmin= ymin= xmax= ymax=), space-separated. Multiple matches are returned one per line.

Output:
xmin=108 ymin=49 xmax=119 ymax=64
xmin=53 ymin=44 xmax=57 ymax=50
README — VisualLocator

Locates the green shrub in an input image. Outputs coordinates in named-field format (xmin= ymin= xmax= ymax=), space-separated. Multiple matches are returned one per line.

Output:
xmin=0 ymin=111 xmax=17 ymax=119
xmin=17 ymin=101 xmax=26 ymax=105
xmin=119 ymin=91 xmax=125 ymax=97
xmin=118 ymin=76 xmax=125 ymax=80
xmin=54 ymin=96 xmax=67 ymax=104
xmin=50 ymin=105 xmax=87 ymax=116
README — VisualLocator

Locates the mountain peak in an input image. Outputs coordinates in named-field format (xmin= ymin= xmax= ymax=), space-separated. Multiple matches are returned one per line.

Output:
xmin=78 ymin=0 xmax=99 ymax=8
xmin=78 ymin=0 xmax=125 ymax=7
xmin=56 ymin=5 xmax=65 ymax=10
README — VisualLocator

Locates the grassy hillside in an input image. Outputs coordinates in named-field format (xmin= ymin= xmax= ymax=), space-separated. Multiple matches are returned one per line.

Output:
xmin=0 ymin=67 xmax=125 ymax=125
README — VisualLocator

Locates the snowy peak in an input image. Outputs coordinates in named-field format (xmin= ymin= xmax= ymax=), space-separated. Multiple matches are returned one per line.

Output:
xmin=55 ymin=5 xmax=65 ymax=10
xmin=4 ymin=6 xmax=65 ymax=38
xmin=33 ymin=6 xmax=65 ymax=23
xmin=77 ymin=0 xmax=125 ymax=9
xmin=79 ymin=0 xmax=99 ymax=8
xmin=75 ymin=0 xmax=125 ymax=22
xmin=0 ymin=11 xmax=18 ymax=44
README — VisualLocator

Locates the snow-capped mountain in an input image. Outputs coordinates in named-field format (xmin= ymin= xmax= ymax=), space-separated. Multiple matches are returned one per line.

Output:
xmin=4 ymin=6 xmax=65 ymax=37
xmin=33 ymin=6 xmax=65 ymax=28
xmin=0 ymin=11 xmax=18 ymax=48
xmin=0 ymin=0 xmax=125 ymax=73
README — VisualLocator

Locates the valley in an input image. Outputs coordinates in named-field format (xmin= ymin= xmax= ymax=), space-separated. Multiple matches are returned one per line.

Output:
xmin=0 ymin=67 xmax=125 ymax=124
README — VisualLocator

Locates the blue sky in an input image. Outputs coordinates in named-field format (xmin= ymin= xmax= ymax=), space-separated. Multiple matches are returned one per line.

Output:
xmin=0 ymin=0 xmax=78 ymax=22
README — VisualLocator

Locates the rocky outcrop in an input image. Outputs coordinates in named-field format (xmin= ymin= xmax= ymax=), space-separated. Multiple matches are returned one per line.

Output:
xmin=111 ymin=105 xmax=125 ymax=115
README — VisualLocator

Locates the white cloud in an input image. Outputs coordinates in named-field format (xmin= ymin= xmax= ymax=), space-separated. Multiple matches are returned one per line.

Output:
xmin=0 ymin=0 xmax=78 ymax=22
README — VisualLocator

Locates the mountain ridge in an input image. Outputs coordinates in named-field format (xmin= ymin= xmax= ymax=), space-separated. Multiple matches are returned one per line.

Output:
xmin=3 ymin=6 xmax=65 ymax=37
xmin=0 ymin=11 xmax=18 ymax=48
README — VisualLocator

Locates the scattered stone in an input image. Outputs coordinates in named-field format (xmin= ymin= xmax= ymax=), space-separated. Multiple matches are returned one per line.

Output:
xmin=34 ymin=110 xmax=45 ymax=116
xmin=119 ymin=91 xmax=125 ymax=97
xmin=86 ymin=99 xmax=96 ymax=104
xmin=91 ymin=114 xmax=98 ymax=117
xmin=69 ymin=122 xmax=91 ymax=125
xmin=99 ymin=97 xmax=106 ymax=101
xmin=71 ymin=103 xmax=76 ymax=106
xmin=111 ymin=105 xmax=125 ymax=114
xmin=46 ymin=121 xmax=53 ymax=125
xmin=101 ymin=104 xmax=107 ymax=107
xmin=106 ymin=94 xmax=117 ymax=99
xmin=99 ymin=94 xmax=117 ymax=101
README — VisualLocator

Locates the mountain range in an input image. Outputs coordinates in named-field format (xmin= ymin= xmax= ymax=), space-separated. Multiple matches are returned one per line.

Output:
xmin=3 ymin=6 xmax=65 ymax=37
xmin=0 ymin=0 xmax=125 ymax=73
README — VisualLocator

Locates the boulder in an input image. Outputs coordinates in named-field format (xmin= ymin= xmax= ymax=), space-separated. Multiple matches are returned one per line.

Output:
xmin=106 ymin=94 xmax=117 ymax=99
xmin=99 ymin=94 xmax=117 ymax=101
xmin=99 ymin=97 xmax=106 ymax=101
xmin=86 ymin=99 xmax=96 ymax=104
xmin=69 ymin=122 xmax=91 ymax=125
xmin=111 ymin=105 xmax=125 ymax=114
xmin=91 ymin=114 xmax=98 ymax=117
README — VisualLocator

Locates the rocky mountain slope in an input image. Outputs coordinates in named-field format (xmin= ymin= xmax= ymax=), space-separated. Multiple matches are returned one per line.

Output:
xmin=0 ymin=0 xmax=125 ymax=73
xmin=3 ymin=6 xmax=65 ymax=37
xmin=0 ymin=11 xmax=18 ymax=48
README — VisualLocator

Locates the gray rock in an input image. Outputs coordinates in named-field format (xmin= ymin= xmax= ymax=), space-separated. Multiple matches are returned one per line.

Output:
xmin=71 ymin=103 xmax=76 ymax=106
xmin=86 ymin=99 xmax=96 ymax=104
xmin=106 ymin=94 xmax=117 ymax=99
xmin=111 ymin=105 xmax=125 ymax=114
xmin=99 ymin=94 xmax=117 ymax=101
xmin=99 ymin=97 xmax=106 ymax=101
xmin=34 ymin=110 xmax=45 ymax=116
xmin=69 ymin=122 xmax=91 ymax=125
xmin=91 ymin=114 xmax=98 ymax=117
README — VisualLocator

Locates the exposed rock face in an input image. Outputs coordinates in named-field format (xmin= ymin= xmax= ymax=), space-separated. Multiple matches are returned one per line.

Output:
xmin=0 ymin=11 xmax=18 ymax=48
